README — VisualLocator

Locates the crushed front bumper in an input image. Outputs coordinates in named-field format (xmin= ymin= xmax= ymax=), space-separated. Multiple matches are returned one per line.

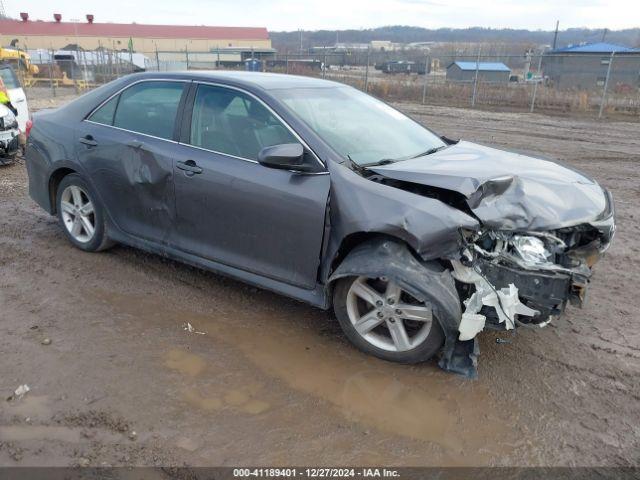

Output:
xmin=453 ymin=207 xmax=615 ymax=339
xmin=0 ymin=130 xmax=19 ymax=164
xmin=477 ymin=259 xmax=574 ymax=318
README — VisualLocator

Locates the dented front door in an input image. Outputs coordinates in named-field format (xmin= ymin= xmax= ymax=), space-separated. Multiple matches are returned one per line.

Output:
xmin=76 ymin=121 xmax=176 ymax=244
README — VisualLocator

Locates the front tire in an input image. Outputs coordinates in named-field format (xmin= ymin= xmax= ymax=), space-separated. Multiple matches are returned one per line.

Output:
xmin=56 ymin=173 xmax=113 ymax=252
xmin=333 ymin=275 xmax=444 ymax=364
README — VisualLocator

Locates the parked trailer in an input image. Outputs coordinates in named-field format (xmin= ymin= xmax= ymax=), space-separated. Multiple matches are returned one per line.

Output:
xmin=379 ymin=61 xmax=427 ymax=75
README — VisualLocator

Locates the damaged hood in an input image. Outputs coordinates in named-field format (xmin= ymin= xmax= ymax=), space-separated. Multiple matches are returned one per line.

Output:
xmin=369 ymin=141 xmax=608 ymax=230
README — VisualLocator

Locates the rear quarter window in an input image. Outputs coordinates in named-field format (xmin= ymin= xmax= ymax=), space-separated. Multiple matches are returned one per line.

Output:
xmin=88 ymin=95 xmax=119 ymax=126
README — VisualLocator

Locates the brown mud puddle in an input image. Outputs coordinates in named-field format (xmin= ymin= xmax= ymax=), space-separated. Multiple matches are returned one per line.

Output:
xmin=91 ymin=289 xmax=530 ymax=465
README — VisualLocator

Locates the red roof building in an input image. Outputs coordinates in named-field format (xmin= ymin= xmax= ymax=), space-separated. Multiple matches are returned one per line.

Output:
xmin=0 ymin=16 xmax=271 ymax=53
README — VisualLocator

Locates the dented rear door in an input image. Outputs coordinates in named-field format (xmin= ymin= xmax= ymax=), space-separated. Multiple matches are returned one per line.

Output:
xmin=77 ymin=80 xmax=187 ymax=244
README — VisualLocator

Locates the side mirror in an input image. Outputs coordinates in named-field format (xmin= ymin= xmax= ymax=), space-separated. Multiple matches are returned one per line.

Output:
xmin=258 ymin=143 xmax=312 ymax=172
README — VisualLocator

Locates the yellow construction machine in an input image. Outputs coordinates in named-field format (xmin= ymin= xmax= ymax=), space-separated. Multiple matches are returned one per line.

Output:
xmin=0 ymin=47 xmax=40 ymax=76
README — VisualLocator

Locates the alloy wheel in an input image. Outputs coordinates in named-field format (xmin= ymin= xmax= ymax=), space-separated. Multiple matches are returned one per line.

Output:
xmin=345 ymin=276 xmax=433 ymax=352
xmin=60 ymin=185 xmax=96 ymax=243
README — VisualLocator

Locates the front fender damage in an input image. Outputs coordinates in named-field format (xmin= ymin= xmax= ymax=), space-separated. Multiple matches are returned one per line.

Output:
xmin=329 ymin=238 xmax=479 ymax=378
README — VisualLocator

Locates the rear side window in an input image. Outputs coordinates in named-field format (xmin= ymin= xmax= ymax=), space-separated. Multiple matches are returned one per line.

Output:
xmin=112 ymin=81 xmax=184 ymax=140
xmin=0 ymin=67 xmax=19 ymax=89
xmin=88 ymin=95 xmax=118 ymax=125
xmin=188 ymin=84 xmax=297 ymax=160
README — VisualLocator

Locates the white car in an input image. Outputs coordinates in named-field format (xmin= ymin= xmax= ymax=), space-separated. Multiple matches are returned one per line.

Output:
xmin=0 ymin=64 xmax=29 ymax=161
xmin=0 ymin=64 xmax=29 ymax=133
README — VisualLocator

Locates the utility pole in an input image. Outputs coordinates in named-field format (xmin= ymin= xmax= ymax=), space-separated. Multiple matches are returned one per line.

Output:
xmin=530 ymin=51 xmax=544 ymax=112
xmin=523 ymin=49 xmax=532 ymax=79
xmin=112 ymin=41 xmax=120 ymax=77
xmin=97 ymin=40 xmax=102 ymax=81
xmin=422 ymin=52 xmax=429 ymax=104
xmin=155 ymin=45 xmax=160 ymax=71
xmin=128 ymin=37 xmax=134 ymax=73
xmin=552 ymin=21 xmax=559 ymax=50
xmin=70 ymin=19 xmax=86 ymax=89
xmin=322 ymin=47 xmax=327 ymax=79
xmin=299 ymin=29 xmax=303 ymax=55
xmin=598 ymin=52 xmax=615 ymax=119
xmin=364 ymin=46 xmax=370 ymax=92
xmin=471 ymin=46 xmax=481 ymax=107
xmin=48 ymin=48 xmax=56 ymax=97
xmin=601 ymin=28 xmax=608 ymax=42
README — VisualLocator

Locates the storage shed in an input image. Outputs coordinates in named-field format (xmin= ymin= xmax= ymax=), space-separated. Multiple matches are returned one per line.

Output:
xmin=446 ymin=61 xmax=511 ymax=84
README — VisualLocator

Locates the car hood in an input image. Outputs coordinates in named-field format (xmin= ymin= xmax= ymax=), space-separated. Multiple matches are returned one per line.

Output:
xmin=369 ymin=141 xmax=608 ymax=230
xmin=0 ymin=103 xmax=11 ymax=118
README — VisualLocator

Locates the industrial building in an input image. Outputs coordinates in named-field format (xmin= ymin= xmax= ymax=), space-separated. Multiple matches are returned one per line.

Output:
xmin=542 ymin=42 xmax=640 ymax=90
xmin=446 ymin=61 xmax=511 ymax=84
xmin=0 ymin=13 xmax=274 ymax=63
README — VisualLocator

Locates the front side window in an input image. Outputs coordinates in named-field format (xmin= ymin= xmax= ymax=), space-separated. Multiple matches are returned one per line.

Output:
xmin=272 ymin=86 xmax=446 ymax=166
xmin=112 ymin=81 xmax=184 ymax=140
xmin=189 ymin=84 xmax=297 ymax=160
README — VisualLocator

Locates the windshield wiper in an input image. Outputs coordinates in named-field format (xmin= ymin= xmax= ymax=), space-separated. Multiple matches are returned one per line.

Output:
xmin=359 ymin=145 xmax=448 ymax=168
xmin=409 ymin=145 xmax=447 ymax=159
xmin=346 ymin=154 xmax=368 ymax=174
xmin=360 ymin=158 xmax=397 ymax=168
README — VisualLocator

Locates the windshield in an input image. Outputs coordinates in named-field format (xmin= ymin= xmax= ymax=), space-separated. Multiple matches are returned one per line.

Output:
xmin=0 ymin=67 xmax=20 ymax=90
xmin=272 ymin=86 xmax=445 ymax=166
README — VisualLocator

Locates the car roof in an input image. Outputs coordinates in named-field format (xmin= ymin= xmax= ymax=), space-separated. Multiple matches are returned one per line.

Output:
xmin=130 ymin=71 xmax=345 ymax=91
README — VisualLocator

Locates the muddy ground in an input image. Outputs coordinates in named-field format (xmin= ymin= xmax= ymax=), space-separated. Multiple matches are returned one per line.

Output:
xmin=1 ymin=88 xmax=639 ymax=467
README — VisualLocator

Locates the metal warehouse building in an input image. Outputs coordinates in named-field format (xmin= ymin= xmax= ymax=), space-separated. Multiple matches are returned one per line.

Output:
xmin=0 ymin=13 xmax=273 ymax=62
xmin=542 ymin=42 xmax=640 ymax=90
xmin=446 ymin=61 xmax=511 ymax=84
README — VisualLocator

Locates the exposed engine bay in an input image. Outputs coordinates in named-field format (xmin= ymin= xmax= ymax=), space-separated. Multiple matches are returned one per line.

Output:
xmin=451 ymin=223 xmax=614 ymax=341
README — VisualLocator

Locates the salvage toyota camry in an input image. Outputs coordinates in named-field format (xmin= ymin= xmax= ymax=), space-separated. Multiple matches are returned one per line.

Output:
xmin=25 ymin=72 xmax=615 ymax=377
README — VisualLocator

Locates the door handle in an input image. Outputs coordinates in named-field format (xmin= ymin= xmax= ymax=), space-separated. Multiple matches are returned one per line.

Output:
xmin=79 ymin=135 xmax=98 ymax=147
xmin=127 ymin=140 xmax=145 ymax=149
xmin=176 ymin=160 xmax=203 ymax=176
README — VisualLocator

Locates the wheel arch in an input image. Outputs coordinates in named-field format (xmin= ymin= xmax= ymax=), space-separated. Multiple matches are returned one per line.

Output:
xmin=48 ymin=167 xmax=78 ymax=214
xmin=326 ymin=236 xmax=477 ymax=378
xmin=325 ymin=231 xmax=425 ymax=287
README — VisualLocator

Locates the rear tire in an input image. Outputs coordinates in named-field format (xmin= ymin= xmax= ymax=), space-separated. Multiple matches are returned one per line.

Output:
xmin=56 ymin=173 xmax=114 ymax=252
xmin=333 ymin=275 xmax=445 ymax=364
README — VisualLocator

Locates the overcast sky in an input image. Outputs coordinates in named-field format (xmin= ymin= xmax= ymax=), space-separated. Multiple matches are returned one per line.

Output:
xmin=7 ymin=0 xmax=640 ymax=31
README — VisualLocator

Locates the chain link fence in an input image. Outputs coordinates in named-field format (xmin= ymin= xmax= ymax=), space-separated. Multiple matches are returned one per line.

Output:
xmin=20 ymin=47 xmax=640 ymax=120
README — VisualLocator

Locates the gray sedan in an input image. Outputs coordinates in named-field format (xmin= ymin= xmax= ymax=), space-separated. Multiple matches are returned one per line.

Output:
xmin=25 ymin=72 xmax=615 ymax=377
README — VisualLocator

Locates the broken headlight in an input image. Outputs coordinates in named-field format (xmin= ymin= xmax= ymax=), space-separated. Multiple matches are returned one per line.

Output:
xmin=0 ymin=109 xmax=18 ymax=131
xmin=510 ymin=235 xmax=552 ymax=266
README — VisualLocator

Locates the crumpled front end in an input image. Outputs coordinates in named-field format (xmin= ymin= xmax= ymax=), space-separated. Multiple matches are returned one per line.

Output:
xmin=0 ymin=104 xmax=20 ymax=164
xmin=450 ymin=194 xmax=615 ymax=341
xmin=335 ymin=139 xmax=616 ymax=377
